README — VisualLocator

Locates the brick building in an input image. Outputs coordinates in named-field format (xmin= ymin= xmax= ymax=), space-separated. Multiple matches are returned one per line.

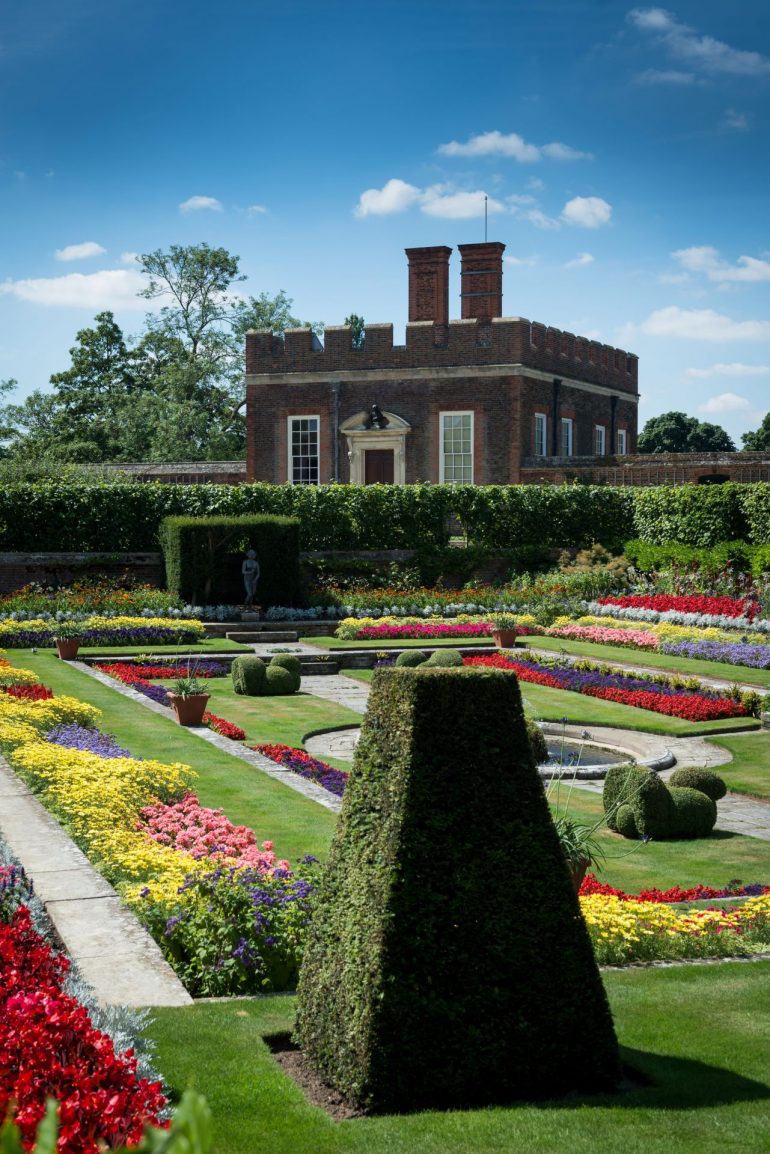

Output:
xmin=245 ymin=242 xmax=639 ymax=485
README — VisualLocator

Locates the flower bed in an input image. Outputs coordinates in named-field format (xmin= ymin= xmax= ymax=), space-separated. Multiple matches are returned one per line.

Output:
xmin=585 ymin=600 xmax=770 ymax=634
xmin=95 ymin=662 xmax=244 ymax=739
xmin=598 ymin=593 xmax=757 ymax=620
xmin=253 ymin=742 xmax=349 ymax=797
xmin=579 ymin=892 xmax=770 ymax=966
xmin=548 ymin=624 xmax=660 ymax=649
xmin=579 ymin=873 xmax=769 ymax=902
xmin=463 ymin=652 xmax=752 ymax=721
xmin=0 ymin=615 xmax=205 ymax=648
xmin=139 ymin=793 xmax=289 ymax=869
xmin=660 ymin=638 xmax=770 ymax=670
xmin=0 ymin=870 xmax=167 ymax=1154
xmin=0 ymin=578 xmax=184 ymax=617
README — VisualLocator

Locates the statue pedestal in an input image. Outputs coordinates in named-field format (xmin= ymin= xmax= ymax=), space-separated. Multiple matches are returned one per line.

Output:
xmin=241 ymin=609 xmax=261 ymax=622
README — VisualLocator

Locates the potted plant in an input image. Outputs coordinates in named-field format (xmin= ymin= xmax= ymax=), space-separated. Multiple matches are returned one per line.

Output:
xmin=52 ymin=621 xmax=85 ymax=660
xmin=552 ymin=815 xmax=605 ymax=891
xmin=167 ymin=673 xmax=210 ymax=726
xmin=491 ymin=613 xmax=518 ymax=649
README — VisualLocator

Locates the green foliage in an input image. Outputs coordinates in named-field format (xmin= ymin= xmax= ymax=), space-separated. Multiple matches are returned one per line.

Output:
xmin=450 ymin=484 xmax=634 ymax=550
xmin=668 ymin=787 xmax=717 ymax=839
xmin=394 ymin=650 xmax=428 ymax=667
xmin=741 ymin=412 xmax=770 ymax=451
xmin=159 ymin=514 xmax=301 ymax=606
xmin=268 ymin=653 xmax=302 ymax=677
xmin=637 ymin=410 xmax=735 ymax=453
xmin=295 ymin=665 xmax=620 ymax=1112
xmin=264 ymin=665 xmax=299 ymax=695
xmin=423 ymin=648 xmax=464 ymax=667
xmin=631 ymin=483 xmax=748 ymax=546
xmin=603 ymin=765 xmax=719 ymax=840
xmin=231 ymin=655 xmax=267 ymax=695
xmin=526 ymin=718 xmax=548 ymax=763
xmin=624 ymin=538 xmax=754 ymax=574
xmin=668 ymin=766 xmax=727 ymax=801
xmin=741 ymin=485 xmax=770 ymax=546
xmin=343 ymin=313 xmax=366 ymax=349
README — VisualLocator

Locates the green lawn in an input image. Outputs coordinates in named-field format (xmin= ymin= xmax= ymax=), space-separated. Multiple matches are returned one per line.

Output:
xmin=147 ymin=961 xmax=770 ymax=1154
xmin=308 ymin=635 xmax=495 ymax=650
xmin=76 ymin=638 xmax=251 ymax=655
xmin=707 ymin=731 xmax=770 ymax=801
xmin=341 ymin=669 xmax=758 ymax=736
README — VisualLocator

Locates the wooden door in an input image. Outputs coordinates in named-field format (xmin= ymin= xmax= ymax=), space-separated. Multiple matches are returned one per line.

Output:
xmin=364 ymin=449 xmax=395 ymax=484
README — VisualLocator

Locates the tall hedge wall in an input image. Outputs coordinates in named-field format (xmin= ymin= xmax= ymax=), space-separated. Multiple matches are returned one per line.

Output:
xmin=295 ymin=666 xmax=620 ymax=1112
xmin=0 ymin=480 xmax=768 ymax=552
xmin=159 ymin=515 xmax=301 ymax=606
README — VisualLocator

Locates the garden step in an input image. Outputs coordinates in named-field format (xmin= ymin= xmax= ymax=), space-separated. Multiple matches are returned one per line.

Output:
xmin=298 ymin=659 xmax=340 ymax=675
xmin=225 ymin=630 xmax=299 ymax=643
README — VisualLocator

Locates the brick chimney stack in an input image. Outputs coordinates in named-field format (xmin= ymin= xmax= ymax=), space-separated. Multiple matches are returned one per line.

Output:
xmin=458 ymin=241 xmax=505 ymax=319
xmin=405 ymin=246 xmax=452 ymax=326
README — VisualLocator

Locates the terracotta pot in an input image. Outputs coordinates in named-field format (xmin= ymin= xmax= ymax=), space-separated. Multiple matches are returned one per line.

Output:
xmin=168 ymin=692 xmax=210 ymax=726
xmin=570 ymin=859 xmax=591 ymax=892
xmin=492 ymin=629 xmax=517 ymax=649
xmin=55 ymin=638 xmax=80 ymax=660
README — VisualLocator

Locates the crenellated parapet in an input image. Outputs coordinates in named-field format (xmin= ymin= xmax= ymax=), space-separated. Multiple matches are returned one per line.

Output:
xmin=245 ymin=316 xmax=638 ymax=393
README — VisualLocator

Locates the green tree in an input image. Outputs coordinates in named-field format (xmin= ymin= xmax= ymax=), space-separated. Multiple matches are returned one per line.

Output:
xmin=742 ymin=412 xmax=770 ymax=451
xmin=344 ymin=312 xmax=366 ymax=349
xmin=637 ymin=410 xmax=735 ymax=453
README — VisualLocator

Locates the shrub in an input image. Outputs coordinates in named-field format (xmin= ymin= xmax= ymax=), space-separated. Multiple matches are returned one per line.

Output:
xmin=668 ymin=786 xmax=717 ymax=839
xmin=631 ymin=484 xmax=747 ymax=547
xmin=394 ymin=650 xmax=428 ymax=667
xmin=603 ymin=765 xmax=672 ymax=839
xmin=264 ymin=665 xmax=299 ymax=695
xmin=423 ymin=648 xmax=464 ymax=667
xmin=231 ymin=656 xmax=267 ymax=696
xmin=268 ymin=653 xmax=302 ymax=678
xmin=526 ymin=718 xmax=548 ymax=764
xmin=295 ymin=666 xmax=620 ymax=1112
xmin=668 ymin=766 xmax=727 ymax=801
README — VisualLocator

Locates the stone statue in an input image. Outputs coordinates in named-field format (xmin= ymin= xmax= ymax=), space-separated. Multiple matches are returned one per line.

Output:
xmin=369 ymin=403 xmax=387 ymax=429
xmin=242 ymin=549 xmax=260 ymax=606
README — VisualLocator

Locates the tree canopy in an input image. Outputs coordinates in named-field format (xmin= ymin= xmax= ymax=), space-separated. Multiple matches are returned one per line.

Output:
xmin=0 ymin=244 xmax=321 ymax=463
xmin=741 ymin=413 xmax=770 ymax=451
xmin=637 ymin=411 xmax=736 ymax=454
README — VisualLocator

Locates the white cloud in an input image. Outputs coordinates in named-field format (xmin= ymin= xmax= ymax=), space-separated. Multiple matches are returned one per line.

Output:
xmin=120 ymin=252 xmax=140 ymax=266
xmin=179 ymin=195 xmax=223 ymax=214
xmin=634 ymin=68 xmax=696 ymax=84
xmin=564 ymin=252 xmax=595 ymax=269
xmin=507 ymin=194 xmax=536 ymax=207
xmin=354 ymin=178 xmax=422 ymax=218
xmin=54 ymin=241 xmax=106 ymax=262
xmin=247 ymin=204 xmax=268 ymax=216
xmin=628 ymin=8 xmax=770 ymax=76
xmin=527 ymin=208 xmax=561 ymax=230
xmin=420 ymin=188 xmax=504 ymax=219
xmin=561 ymin=196 xmax=612 ymax=228
xmin=504 ymin=255 xmax=538 ymax=267
xmin=527 ymin=177 xmax=545 ymax=191
xmin=698 ymin=392 xmax=752 ymax=413
xmin=720 ymin=108 xmax=748 ymax=131
xmin=0 ymin=269 xmax=148 ymax=310
xmin=641 ymin=306 xmax=770 ymax=341
xmin=672 ymin=246 xmax=770 ymax=284
xmin=658 ymin=271 xmax=690 ymax=284
xmin=437 ymin=130 xmax=592 ymax=162
xmin=685 ymin=363 xmax=770 ymax=379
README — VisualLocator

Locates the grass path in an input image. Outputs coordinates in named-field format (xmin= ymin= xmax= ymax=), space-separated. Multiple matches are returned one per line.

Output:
xmin=146 ymin=961 xmax=770 ymax=1154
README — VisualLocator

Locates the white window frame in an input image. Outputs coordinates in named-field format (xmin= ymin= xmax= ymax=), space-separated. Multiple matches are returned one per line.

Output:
xmin=560 ymin=416 xmax=573 ymax=457
xmin=287 ymin=415 xmax=320 ymax=484
xmin=595 ymin=424 xmax=606 ymax=457
xmin=439 ymin=410 xmax=474 ymax=484
xmin=534 ymin=412 xmax=548 ymax=457
xmin=616 ymin=428 xmax=627 ymax=455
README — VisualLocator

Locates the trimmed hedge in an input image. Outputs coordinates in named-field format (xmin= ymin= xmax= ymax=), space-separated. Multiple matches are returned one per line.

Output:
xmin=423 ymin=648 xmax=464 ymax=667
xmin=264 ymin=665 xmax=299 ymax=695
xmin=394 ymin=650 xmax=428 ymax=667
xmin=295 ymin=665 xmax=620 ymax=1112
xmin=624 ymin=538 xmax=770 ymax=577
xmin=159 ymin=515 xmax=301 ymax=607
xmin=603 ymin=765 xmax=721 ymax=840
xmin=1 ymin=480 xmax=769 ymax=554
xmin=231 ymin=656 xmax=267 ymax=696
xmin=668 ymin=786 xmax=717 ymax=839
xmin=668 ymin=766 xmax=727 ymax=801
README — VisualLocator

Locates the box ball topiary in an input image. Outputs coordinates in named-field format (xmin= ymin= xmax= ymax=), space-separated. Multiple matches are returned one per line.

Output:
xmin=525 ymin=718 xmax=548 ymax=765
xmin=668 ymin=766 xmax=727 ymax=802
xmin=295 ymin=666 xmax=620 ymax=1113
xmin=269 ymin=653 xmax=303 ymax=678
xmin=423 ymin=648 xmax=464 ymax=667
xmin=231 ymin=655 xmax=267 ymax=696
xmin=264 ymin=665 xmax=299 ymax=695
xmin=603 ymin=765 xmax=672 ymax=839
xmin=394 ymin=650 xmax=428 ymax=668
xmin=615 ymin=804 xmax=638 ymax=839
xmin=668 ymin=786 xmax=718 ymax=838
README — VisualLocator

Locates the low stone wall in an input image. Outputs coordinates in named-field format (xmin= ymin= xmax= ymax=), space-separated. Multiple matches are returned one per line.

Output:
xmin=0 ymin=552 xmax=164 ymax=594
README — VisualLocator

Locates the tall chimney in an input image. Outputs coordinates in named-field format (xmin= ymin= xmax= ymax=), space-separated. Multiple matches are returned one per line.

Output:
xmin=458 ymin=241 xmax=505 ymax=319
xmin=405 ymin=246 xmax=452 ymax=325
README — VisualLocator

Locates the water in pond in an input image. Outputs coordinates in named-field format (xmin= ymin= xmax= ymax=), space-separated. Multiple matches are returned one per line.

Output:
xmin=543 ymin=740 xmax=629 ymax=769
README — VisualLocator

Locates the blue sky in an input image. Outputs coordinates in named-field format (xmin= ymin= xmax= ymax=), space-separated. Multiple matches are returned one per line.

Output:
xmin=1 ymin=0 xmax=768 ymax=446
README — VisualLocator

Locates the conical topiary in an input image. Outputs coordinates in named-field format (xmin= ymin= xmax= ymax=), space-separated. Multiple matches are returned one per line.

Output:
xmin=295 ymin=665 xmax=620 ymax=1113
